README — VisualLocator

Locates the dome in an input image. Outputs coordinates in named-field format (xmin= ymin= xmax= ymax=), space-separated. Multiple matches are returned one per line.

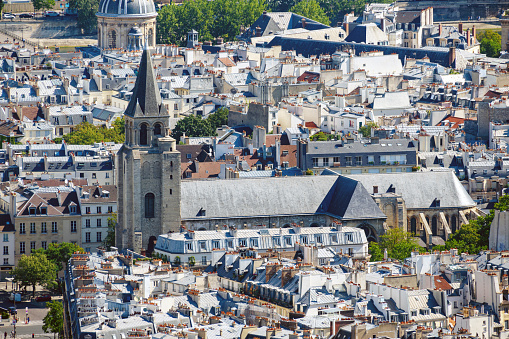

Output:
xmin=97 ymin=0 xmax=156 ymax=16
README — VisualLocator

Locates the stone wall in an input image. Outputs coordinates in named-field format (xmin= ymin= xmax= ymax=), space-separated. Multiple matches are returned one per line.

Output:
xmin=477 ymin=100 xmax=509 ymax=140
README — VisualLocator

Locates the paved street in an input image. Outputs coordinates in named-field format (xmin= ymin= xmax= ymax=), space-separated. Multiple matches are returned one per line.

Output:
xmin=0 ymin=284 xmax=52 ymax=336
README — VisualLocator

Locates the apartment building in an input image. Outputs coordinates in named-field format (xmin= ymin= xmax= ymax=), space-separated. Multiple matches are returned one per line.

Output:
xmin=78 ymin=185 xmax=117 ymax=253
xmin=13 ymin=188 xmax=81 ymax=263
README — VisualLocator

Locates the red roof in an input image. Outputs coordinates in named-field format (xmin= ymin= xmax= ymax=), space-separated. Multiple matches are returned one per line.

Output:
xmin=304 ymin=121 xmax=319 ymax=129
xmin=297 ymin=71 xmax=320 ymax=83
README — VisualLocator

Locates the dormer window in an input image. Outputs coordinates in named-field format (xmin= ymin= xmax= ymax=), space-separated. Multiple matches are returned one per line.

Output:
xmin=70 ymin=206 xmax=77 ymax=214
xmin=29 ymin=207 xmax=36 ymax=215
xmin=40 ymin=207 xmax=47 ymax=215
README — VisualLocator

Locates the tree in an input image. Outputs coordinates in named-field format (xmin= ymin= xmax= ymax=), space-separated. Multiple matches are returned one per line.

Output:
xmin=290 ymin=0 xmax=330 ymax=25
xmin=42 ymin=301 xmax=64 ymax=338
xmin=478 ymin=30 xmax=501 ymax=58
xmin=173 ymin=256 xmax=181 ymax=266
xmin=157 ymin=0 xmax=266 ymax=46
xmin=435 ymin=195 xmax=509 ymax=254
xmin=61 ymin=118 xmax=125 ymax=144
xmin=368 ymin=241 xmax=383 ymax=261
xmin=0 ymin=1 xmax=5 ymax=15
xmin=34 ymin=242 xmax=84 ymax=272
xmin=104 ymin=213 xmax=117 ymax=250
xmin=358 ymin=122 xmax=378 ymax=138
xmin=68 ymin=0 xmax=99 ymax=34
xmin=171 ymin=115 xmax=214 ymax=141
xmin=11 ymin=253 xmax=56 ymax=296
xmin=310 ymin=132 xmax=330 ymax=141
xmin=32 ymin=0 xmax=55 ymax=11
xmin=207 ymin=107 xmax=229 ymax=131
xmin=369 ymin=228 xmax=422 ymax=262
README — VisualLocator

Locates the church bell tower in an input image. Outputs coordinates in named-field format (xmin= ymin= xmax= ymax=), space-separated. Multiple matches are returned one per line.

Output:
xmin=117 ymin=48 xmax=181 ymax=253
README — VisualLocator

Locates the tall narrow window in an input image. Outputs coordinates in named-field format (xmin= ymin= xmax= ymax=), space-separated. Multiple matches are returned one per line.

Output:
xmin=108 ymin=30 xmax=117 ymax=48
xmin=140 ymin=124 xmax=148 ymax=146
xmin=154 ymin=123 xmax=163 ymax=136
xmin=145 ymin=193 xmax=155 ymax=218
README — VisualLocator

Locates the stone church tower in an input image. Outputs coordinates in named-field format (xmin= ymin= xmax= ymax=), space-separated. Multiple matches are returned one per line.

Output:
xmin=117 ymin=48 xmax=181 ymax=253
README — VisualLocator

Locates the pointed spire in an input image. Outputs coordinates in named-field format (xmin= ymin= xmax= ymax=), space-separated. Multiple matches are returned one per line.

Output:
xmin=124 ymin=48 xmax=161 ymax=117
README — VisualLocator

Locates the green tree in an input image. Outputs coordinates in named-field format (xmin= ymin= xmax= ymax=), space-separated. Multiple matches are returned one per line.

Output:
xmin=358 ymin=122 xmax=378 ymax=138
xmin=267 ymin=0 xmax=297 ymax=11
xmin=35 ymin=242 xmax=84 ymax=272
xmin=61 ymin=118 xmax=125 ymax=144
xmin=368 ymin=241 xmax=383 ymax=261
xmin=188 ymin=256 xmax=196 ymax=267
xmin=173 ymin=256 xmax=181 ymax=266
xmin=32 ymin=0 xmax=55 ymax=11
xmin=156 ymin=0 xmax=266 ymax=46
xmin=11 ymin=253 xmax=57 ymax=296
xmin=0 ymin=1 xmax=5 ymax=15
xmin=436 ymin=195 xmax=509 ymax=254
xmin=207 ymin=107 xmax=229 ymax=130
xmin=290 ymin=0 xmax=330 ymax=25
xmin=478 ymin=30 xmax=501 ymax=58
xmin=104 ymin=213 xmax=117 ymax=250
xmin=370 ymin=228 xmax=422 ymax=262
xmin=171 ymin=115 xmax=214 ymax=141
xmin=42 ymin=301 xmax=64 ymax=338
xmin=310 ymin=131 xmax=336 ymax=141
xmin=69 ymin=0 xmax=99 ymax=34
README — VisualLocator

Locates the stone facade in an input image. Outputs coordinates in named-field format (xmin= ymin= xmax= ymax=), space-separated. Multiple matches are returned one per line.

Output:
xmin=96 ymin=0 xmax=157 ymax=50
xmin=96 ymin=17 xmax=157 ymax=50
xmin=117 ymin=49 xmax=181 ymax=253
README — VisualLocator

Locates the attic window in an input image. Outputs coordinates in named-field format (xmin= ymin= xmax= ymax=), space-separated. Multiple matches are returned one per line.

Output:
xmin=29 ymin=207 xmax=36 ymax=215
xmin=40 ymin=207 xmax=47 ymax=215
xmin=186 ymin=154 xmax=192 ymax=159
xmin=70 ymin=206 xmax=77 ymax=214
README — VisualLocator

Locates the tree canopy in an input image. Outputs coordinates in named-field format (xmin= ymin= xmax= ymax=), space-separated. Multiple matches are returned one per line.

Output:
xmin=290 ymin=0 xmax=330 ymax=26
xmin=11 ymin=253 xmax=57 ymax=296
xmin=478 ymin=30 xmax=501 ymax=58
xmin=34 ymin=242 xmax=84 ymax=272
xmin=104 ymin=213 xmax=117 ymax=250
xmin=58 ymin=118 xmax=125 ymax=145
xmin=68 ymin=0 xmax=99 ymax=34
xmin=358 ymin=122 xmax=378 ymax=138
xmin=42 ymin=301 xmax=64 ymax=337
xmin=157 ymin=0 xmax=266 ymax=45
xmin=32 ymin=0 xmax=55 ymax=11
xmin=171 ymin=108 xmax=229 ymax=141
xmin=369 ymin=228 xmax=422 ymax=261
xmin=434 ymin=195 xmax=509 ymax=254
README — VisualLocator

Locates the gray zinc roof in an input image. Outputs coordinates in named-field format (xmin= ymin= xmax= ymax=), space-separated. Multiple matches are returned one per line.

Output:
xmin=180 ymin=175 xmax=385 ymax=221
xmin=347 ymin=171 xmax=475 ymax=209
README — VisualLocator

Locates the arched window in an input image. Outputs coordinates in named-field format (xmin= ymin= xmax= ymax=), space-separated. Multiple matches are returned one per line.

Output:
xmin=145 ymin=193 xmax=155 ymax=218
xmin=108 ymin=30 xmax=117 ymax=49
xmin=154 ymin=123 xmax=163 ymax=136
xmin=410 ymin=217 xmax=417 ymax=235
xmin=140 ymin=123 xmax=148 ymax=146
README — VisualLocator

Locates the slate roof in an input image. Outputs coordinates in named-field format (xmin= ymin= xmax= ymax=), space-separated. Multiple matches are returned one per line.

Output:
xmin=345 ymin=23 xmax=388 ymax=44
xmin=267 ymin=37 xmax=452 ymax=67
xmin=124 ymin=49 xmax=167 ymax=117
xmin=180 ymin=175 xmax=386 ymax=221
xmin=241 ymin=12 xmax=329 ymax=41
xmin=346 ymin=171 xmax=475 ymax=209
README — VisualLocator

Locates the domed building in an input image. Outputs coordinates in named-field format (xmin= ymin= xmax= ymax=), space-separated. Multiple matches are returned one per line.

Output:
xmin=96 ymin=0 xmax=157 ymax=50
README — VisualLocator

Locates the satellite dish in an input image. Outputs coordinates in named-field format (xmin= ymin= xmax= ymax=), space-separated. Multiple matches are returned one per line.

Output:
xmin=230 ymin=88 xmax=238 ymax=94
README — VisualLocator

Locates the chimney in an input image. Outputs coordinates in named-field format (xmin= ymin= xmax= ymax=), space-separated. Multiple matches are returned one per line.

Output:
xmin=265 ymin=263 xmax=282 ymax=283
xmin=472 ymin=25 xmax=476 ymax=42
xmin=466 ymin=28 xmax=470 ymax=47
xmin=255 ymin=26 xmax=261 ymax=37
xmin=439 ymin=23 xmax=442 ymax=36
xmin=343 ymin=22 xmax=349 ymax=34
xmin=448 ymin=46 xmax=456 ymax=67
xmin=380 ymin=19 xmax=385 ymax=33
xmin=301 ymin=18 xmax=306 ymax=29
xmin=204 ymin=41 xmax=212 ymax=46
xmin=458 ymin=22 xmax=463 ymax=35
